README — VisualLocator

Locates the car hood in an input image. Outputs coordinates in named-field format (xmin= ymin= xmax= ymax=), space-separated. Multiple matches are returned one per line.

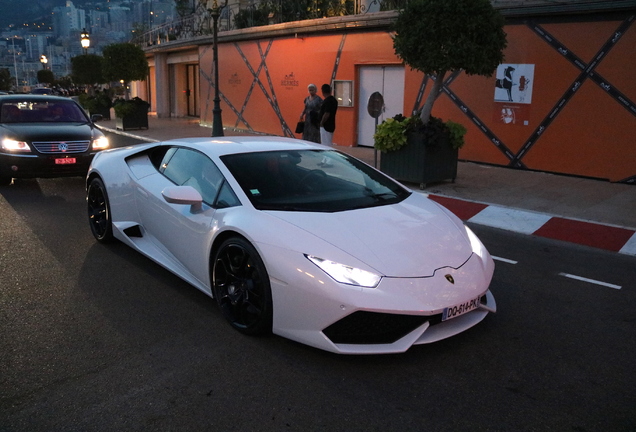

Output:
xmin=269 ymin=194 xmax=472 ymax=278
xmin=0 ymin=123 xmax=100 ymax=141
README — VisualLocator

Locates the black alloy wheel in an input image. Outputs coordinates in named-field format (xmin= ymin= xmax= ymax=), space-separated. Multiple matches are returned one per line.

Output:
xmin=212 ymin=237 xmax=273 ymax=335
xmin=87 ymin=177 xmax=114 ymax=243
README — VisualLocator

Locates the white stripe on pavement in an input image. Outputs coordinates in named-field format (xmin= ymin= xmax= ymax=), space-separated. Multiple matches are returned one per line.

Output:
xmin=558 ymin=273 xmax=622 ymax=290
xmin=492 ymin=256 xmax=518 ymax=264
xmin=619 ymin=232 xmax=636 ymax=256
xmin=468 ymin=206 xmax=552 ymax=235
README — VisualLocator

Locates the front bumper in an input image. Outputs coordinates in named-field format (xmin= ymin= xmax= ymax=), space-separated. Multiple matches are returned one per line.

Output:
xmin=263 ymin=244 xmax=495 ymax=354
xmin=0 ymin=152 xmax=97 ymax=179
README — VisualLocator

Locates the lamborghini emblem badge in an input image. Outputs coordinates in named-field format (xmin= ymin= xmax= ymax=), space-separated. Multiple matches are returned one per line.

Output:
xmin=445 ymin=274 xmax=455 ymax=284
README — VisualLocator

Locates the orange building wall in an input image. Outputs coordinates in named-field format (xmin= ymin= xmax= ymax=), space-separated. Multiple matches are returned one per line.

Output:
xmin=197 ymin=14 xmax=636 ymax=182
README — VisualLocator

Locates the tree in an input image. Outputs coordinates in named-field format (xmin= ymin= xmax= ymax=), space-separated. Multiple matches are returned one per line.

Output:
xmin=102 ymin=43 xmax=149 ymax=99
xmin=392 ymin=0 xmax=507 ymax=124
xmin=37 ymin=69 xmax=55 ymax=85
xmin=174 ymin=0 xmax=194 ymax=19
xmin=71 ymin=54 xmax=106 ymax=87
xmin=0 ymin=68 xmax=12 ymax=91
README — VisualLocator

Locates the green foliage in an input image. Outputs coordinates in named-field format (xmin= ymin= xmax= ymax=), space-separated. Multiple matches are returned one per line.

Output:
xmin=71 ymin=54 xmax=106 ymax=85
xmin=175 ymin=0 xmax=193 ymax=18
xmin=392 ymin=0 xmax=507 ymax=125
xmin=37 ymin=69 xmax=55 ymax=85
xmin=113 ymin=97 xmax=149 ymax=118
xmin=373 ymin=114 xmax=422 ymax=152
xmin=234 ymin=0 xmax=354 ymax=28
xmin=56 ymin=76 xmax=73 ymax=89
xmin=392 ymin=0 xmax=507 ymax=77
xmin=446 ymin=120 xmax=467 ymax=149
xmin=374 ymin=114 xmax=468 ymax=152
xmin=79 ymin=92 xmax=112 ymax=113
xmin=0 ymin=68 xmax=12 ymax=91
xmin=102 ymin=43 xmax=149 ymax=83
xmin=234 ymin=8 xmax=269 ymax=29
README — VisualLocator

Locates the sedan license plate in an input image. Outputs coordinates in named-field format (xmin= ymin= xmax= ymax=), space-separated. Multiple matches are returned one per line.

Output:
xmin=442 ymin=296 xmax=482 ymax=321
xmin=55 ymin=157 xmax=76 ymax=165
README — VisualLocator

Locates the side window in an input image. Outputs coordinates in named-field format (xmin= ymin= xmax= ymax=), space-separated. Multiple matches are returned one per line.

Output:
xmin=162 ymin=148 xmax=224 ymax=205
xmin=216 ymin=181 xmax=241 ymax=208
xmin=150 ymin=146 xmax=175 ymax=171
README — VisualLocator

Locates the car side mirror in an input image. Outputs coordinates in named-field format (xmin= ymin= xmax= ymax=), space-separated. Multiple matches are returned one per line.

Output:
xmin=162 ymin=185 xmax=203 ymax=212
xmin=91 ymin=114 xmax=103 ymax=122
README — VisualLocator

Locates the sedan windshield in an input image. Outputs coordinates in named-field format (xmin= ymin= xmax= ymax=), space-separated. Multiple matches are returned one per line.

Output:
xmin=221 ymin=150 xmax=411 ymax=212
xmin=0 ymin=100 xmax=88 ymax=123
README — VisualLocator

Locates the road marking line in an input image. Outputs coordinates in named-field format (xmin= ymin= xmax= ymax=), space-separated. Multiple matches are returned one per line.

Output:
xmin=492 ymin=256 xmax=518 ymax=264
xmin=468 ymin=206 xmax=552 ymax=234
xmin=619 ymin=232 xmax=636 ymax=256
xmin=558 ymin=273 xmax=621 ymax=290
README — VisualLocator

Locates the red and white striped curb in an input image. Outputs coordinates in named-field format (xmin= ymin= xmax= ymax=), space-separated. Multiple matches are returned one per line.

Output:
xmin=426 ymin=194 xmax=636 ymax=256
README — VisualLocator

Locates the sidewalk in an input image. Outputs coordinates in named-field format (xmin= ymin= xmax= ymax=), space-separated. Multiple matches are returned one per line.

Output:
xmin=97 ymin=116 xmax=636 ymax=256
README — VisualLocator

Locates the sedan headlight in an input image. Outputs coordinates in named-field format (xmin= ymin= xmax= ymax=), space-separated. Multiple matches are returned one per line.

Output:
xmin=92 ymin=136 xmax=109 ymax=150
xmin=306 ymin=255 xmax=381 ymax=288
xmin=1 ymin=138 xmax=31 ymax=152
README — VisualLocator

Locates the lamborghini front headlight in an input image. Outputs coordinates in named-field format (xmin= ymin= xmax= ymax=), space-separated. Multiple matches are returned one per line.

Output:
xmin=306 ymin=255 xmax=381 ymax=288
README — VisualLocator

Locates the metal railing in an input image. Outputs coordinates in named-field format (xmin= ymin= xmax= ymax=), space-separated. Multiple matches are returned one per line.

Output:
xmin=133 ymin=0 xmax=623 ymax=47
xmin=133 ymin=0 xmax=409 ymax=46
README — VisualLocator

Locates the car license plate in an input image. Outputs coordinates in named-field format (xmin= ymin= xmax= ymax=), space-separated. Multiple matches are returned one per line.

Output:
xmin=442 ymin=296 xmax=482 ymax=321
xmin=55 ymin=157 xmax=76 ymax=165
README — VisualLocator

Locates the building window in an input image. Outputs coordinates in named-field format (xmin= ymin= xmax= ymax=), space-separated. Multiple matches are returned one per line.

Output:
xmin=334 ymin=80 xmax=353 ymax=107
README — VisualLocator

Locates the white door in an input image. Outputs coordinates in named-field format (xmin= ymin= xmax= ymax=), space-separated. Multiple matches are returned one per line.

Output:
xmin=357 ymin=66 xmax=405 ymax=147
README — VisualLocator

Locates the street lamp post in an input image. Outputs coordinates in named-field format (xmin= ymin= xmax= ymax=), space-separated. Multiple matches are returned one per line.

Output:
xmin=206 ymin=0 xmax=226 ymax=137
xmin=80 ymin=28 xmax=90 ymax=54
xmin=40 ymin=54 xmax=48 ymax=69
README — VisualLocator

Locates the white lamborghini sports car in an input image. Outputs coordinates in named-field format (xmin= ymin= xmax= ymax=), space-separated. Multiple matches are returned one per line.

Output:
xmin=86 ymin=136 xmax=496 ymax=354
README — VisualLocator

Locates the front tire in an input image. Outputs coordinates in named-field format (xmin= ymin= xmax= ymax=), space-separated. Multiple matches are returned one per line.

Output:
xmin=212 ymin=237 xmax=273 ymax=335
xmin=87 ymin=177 xmax=114 ymax=243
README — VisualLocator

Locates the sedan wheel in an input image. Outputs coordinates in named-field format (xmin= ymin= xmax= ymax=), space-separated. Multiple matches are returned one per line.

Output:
xmin=87 ymin=177 xmax=114 ymax=243
xmin=212 ymin=237 xmax=273 ymax=335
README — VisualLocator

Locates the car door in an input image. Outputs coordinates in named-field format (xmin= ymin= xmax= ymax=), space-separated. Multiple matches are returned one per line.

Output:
xmin=134 ymin=147 xmax=228 ymax=287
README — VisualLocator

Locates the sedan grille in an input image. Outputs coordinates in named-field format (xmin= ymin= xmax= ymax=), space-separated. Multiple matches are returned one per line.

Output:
xmin=32 ymin=140 xmax=91 ymax=154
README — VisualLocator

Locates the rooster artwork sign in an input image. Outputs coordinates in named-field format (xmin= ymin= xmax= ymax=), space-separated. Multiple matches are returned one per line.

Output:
xmin=493 ymin=63 xmax=535 ymax=125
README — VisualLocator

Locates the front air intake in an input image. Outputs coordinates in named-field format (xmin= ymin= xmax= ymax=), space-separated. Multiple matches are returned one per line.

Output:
xmin=323 ymin=311 xmax=441 ymax=345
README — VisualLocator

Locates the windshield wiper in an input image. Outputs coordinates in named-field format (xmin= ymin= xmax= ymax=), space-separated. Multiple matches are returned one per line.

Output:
xmin=366 ymin=192 xmax=397 ymax=201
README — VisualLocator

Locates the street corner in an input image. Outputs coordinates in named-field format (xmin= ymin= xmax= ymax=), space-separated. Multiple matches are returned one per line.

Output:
xmin=427 ymin=194 xmax=636 ymax=256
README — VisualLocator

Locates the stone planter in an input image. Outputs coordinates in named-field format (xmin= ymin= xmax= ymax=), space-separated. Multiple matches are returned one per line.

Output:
xmin=115 ymin=106 xmax=148 ymax=131
xmin=90 ymin=106 xmax=111 ymax=120
xmin=380 ymin=130 xmax=458 ymax=188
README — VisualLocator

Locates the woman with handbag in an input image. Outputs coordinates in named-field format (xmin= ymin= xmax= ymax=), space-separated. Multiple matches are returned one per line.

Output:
xmin=298 ymin=84 xmax=322 ymax=143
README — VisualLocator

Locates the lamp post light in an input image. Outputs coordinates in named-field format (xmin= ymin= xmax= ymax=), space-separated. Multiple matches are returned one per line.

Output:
xmin=80 ymin=28 xmax=90 ymax=54
xmin=40 ymin=54 xmax=48 ymax=69
xmin=205 ymin=0 xmax=227 ymax=137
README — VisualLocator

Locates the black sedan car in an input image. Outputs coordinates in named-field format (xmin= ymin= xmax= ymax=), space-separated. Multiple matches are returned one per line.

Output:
xmin=0 ymin=94 xmax=109 ymax=186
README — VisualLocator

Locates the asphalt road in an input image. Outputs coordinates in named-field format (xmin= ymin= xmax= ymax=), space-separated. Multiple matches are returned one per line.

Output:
xmin=0 ymin=133 xmax=635 ymax=431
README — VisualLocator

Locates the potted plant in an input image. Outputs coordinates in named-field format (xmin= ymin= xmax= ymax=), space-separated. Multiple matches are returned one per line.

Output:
xmin=375 ymin=114 xmax=466 ymax=188
xmin=113 ymin=97 xmax=150 ymax=130
xmin=79 ymin=91 xmax=112 ymax=120
xmin=376 ymin=0 xmax=507 ymax=186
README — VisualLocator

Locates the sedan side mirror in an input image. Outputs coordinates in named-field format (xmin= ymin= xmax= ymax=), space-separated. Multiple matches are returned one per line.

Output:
xmin=162 ymin=186 xmax=203 ymax=212
xmin=91 ymin=114 xmax=104 ymax=122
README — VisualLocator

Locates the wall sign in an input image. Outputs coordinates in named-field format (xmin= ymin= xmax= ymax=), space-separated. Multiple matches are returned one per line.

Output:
xmin=494 ymin=63 xmax=535 ymax=125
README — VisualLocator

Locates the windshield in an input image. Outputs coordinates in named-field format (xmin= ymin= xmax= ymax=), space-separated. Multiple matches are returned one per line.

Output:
xmin=221 ymin=150 xmax=411 ymax=212
xmin=0 ymin=100 xmax=89 ymax=123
